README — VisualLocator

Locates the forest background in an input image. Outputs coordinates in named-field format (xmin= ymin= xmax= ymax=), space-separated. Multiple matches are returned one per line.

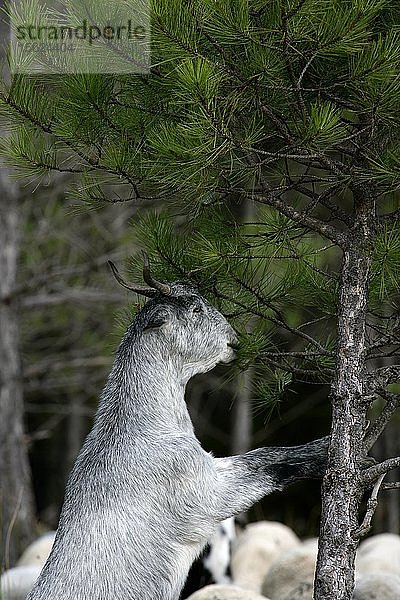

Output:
xmin=0 ymin=1 xmax=399 ymax=598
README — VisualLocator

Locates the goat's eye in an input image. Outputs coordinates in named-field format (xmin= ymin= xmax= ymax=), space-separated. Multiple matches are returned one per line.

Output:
xmin=192 ymin=305 xmax=202 ymax=313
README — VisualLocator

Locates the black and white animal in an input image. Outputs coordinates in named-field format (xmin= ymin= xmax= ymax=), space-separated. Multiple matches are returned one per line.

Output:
xmin=180 ymin=517 xmax=236 ymax=599
xmin=27 ymin=256 xmax=328 ymax=600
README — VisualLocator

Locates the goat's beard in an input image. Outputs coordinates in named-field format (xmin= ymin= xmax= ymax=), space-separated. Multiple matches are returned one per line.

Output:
xmin=220 ymin=346 xmax=236 ymax=364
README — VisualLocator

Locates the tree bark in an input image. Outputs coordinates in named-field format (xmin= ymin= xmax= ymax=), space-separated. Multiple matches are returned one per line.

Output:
xmin=314 ymin=191 xmax=375 ymax=599
xmin=232 ymin=369 xmax=252 ymax=455
xmin=0 ymin=168 xmax=36 ymax=569
xmin=231 ymin=198 xmax=255 ymax=456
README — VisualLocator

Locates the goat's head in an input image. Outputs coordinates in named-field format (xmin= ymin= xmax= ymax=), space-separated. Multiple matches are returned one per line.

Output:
xmin=109 ymin=255 xmax=237 ymax=378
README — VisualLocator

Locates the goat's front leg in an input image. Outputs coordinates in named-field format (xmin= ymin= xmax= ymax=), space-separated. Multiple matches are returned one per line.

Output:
xmin=208 ymin=437 xmax=328 ymax=521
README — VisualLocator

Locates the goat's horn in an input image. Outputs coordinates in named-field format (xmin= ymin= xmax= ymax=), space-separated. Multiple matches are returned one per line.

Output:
xmin=108 ymin=261 xmax=157 ymax=298
xmin=142 ymin=252 xmax=172 ymax=295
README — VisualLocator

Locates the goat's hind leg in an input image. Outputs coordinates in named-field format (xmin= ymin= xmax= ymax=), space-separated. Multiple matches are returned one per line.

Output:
xmin=209 ymin=437 xmax=329 ymax=521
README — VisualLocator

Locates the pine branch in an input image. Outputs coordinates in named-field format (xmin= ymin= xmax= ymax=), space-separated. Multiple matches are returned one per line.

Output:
xmin=263 ymin=350 xmax=334 ymax=359
xmin=366 ymin=365 xmax=400 ymax=391
xmin=381 ymin=482 xmax=400 ymax=490
xmin=363 ymin=390 xmax=400 ymax=452
xmin=298 ymin=315 xmax=331 ymax=330
xmin=248 ymin=148 xmax=323 ymax=160
xmin=198 ymin=29 xmax=296 ymax=144
xmin=262 ymin=355 xmax=331 ymax=380
xmin=297 ymin=50 xmax=319 ymax=89
xmin=285 ymin=0 xmax=309 ymax=21
xmin=19 ymin=153 xmax=92 ymax=174
xmin=352 ymin=474 xmax=386 ymax=539
xmin=89 ymin=99 xmax=127 ymax=137
xmin=251 ymin=191 xmax=349 ymax=247
xmin=234 ymin=275 xmax=335 ymax=355
xmin=302 ymin=258 xmax=338 ymax=282
xmin=361 ymin=456 xmax=400 ymax=486
xmin=295 ymin=183 xmax=352 ymax=225
xmin=321 ymin=90 xmax=359 ymax=111
xmin=367 ymin=327 xmax=400 ymax=351
xmin=0 ymin=91 xmax=143 ymax=196
xmin=280 ymin=5 xmax=307 ymax=116
xmin=333 ymin=124 xmax=373 ymax=149
xmin=215 ymin=285 xmax=330 ymax=355
xmin=379 ymin=208 xmax=400 ymax=222
xmin=250 ymin=140 xmax=352 ymax=180
xmin=245 ymin=154 xmax=350 ymax=247
xmin=368 ymin=350 xmax=400 ymax=360
xmin=0 ymin=90 xmax=53 ymax=134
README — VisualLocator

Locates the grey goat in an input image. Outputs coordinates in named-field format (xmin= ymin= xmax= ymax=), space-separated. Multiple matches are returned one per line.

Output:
xmin=27 ymin=257 xmax=328 ymax=600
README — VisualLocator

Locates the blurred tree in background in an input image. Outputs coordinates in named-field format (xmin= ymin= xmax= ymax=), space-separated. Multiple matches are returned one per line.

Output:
xmin=1 ymin=1 xmax=400 ymax=597
xmin=19 ymin=196 xmax=132 ymax=516
xmin=0 ymin=180 xmax=135 ymax=567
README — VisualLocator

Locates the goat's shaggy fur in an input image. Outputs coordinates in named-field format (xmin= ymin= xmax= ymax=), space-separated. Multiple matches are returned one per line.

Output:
xmin=27 ymin=281 xmax=327 ymax=600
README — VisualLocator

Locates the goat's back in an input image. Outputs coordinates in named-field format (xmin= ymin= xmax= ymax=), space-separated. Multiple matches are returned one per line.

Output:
xmin=27 ymin=431 xmax=217 ymax=600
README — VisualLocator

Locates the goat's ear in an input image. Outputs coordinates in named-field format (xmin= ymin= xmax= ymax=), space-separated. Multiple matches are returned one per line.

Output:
xmin=142 ymin=311 xmax=169 ymax=332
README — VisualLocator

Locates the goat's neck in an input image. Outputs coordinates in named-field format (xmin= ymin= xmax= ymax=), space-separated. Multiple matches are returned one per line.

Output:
xmin=96 ymin=335 xmax=193 ymax=436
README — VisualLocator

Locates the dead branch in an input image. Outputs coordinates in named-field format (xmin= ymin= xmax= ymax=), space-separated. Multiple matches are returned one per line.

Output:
xmin=381 ymin=482 xmax=400 ymax=490
xmin=366 ymin=365 xmax=400 ymax=391
xmin=363 ymin=391 xmax=400 ymax=452
xmin=352 ymin=474 xmax=386 ymax=540
xmin=361 ymin=456 xmax=400 ymax=486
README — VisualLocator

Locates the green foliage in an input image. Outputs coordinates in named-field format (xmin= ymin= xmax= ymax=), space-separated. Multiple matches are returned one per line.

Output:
xmin=369 ymin=144 xmax=400 ymax=187
xmin=295 ymin=101 xmax=348 ymax=148
xmin=252 ymin=372 xmax=293 ymax=423
xmin=1 ymin=0 xmax=399 ymax=412
xmin=0 ymin=1 xmax=396 ymax=186
xmin=132 ymin=206 xmax=338 ymax=403
xmin=370 ymin=224 xmax=400 ymax=302
xmin=304 ymin=0 xmax=387 ymax=56
xmin=174 ymin=58 xmax=224 ymax=101
xmin=348 ymin=28 xmax=400 ymax=113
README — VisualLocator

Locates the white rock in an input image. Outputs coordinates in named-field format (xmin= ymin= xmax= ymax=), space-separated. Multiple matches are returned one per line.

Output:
xmin=301 ymin=538 xmax=319 ymax=553
xmin=1 ymin=565 xmax=42 ymax=600
xmin=261 ymin=544 xmax=317 ymax=600
xmin=17 ymin=531 xmax=56 ymax=567
xmin=356 ymin=534 xmax=400 ymax=576
xmin=235 ymin=521 xmax=300 ymax=553
xmin=353 ymin=572 xmax=400 ymax=599
xmin=282 ymin=581 xmax=314 ymax=600
xmin=231 ymin=521 xmax=300 ymax=593
xmin=231 ymin=539 xmax=277 ymax=593
xmin=186 ymin=583 xmax=270 ymax=599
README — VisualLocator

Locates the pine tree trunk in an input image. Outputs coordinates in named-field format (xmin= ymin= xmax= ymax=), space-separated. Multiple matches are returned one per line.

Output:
xmin=0 ymin=170 xmax=36 ymax=569
xmin=231 ymin=198 xmax=254 ymax=456
xmin=314 ymin=192 xmax=375 ymax=599
xmin=232 ymin=369 xmax=252 ymax=455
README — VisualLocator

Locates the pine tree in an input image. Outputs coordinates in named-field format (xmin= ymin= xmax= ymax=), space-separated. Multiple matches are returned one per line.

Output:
xmin=1 ymin=1 xmax=400 ymax=597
